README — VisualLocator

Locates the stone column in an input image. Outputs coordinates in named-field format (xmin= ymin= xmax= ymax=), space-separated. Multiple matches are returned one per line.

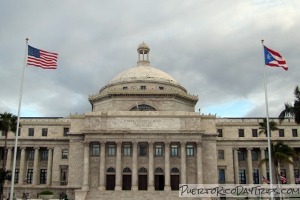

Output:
xmin=82 ymin=142 xmax=90 ymax=190
xmin=197 ymin=142 xmax=203 ymax=184
xmin=288 ymin=157 xmax=295 ymax=184
xmin=132 ymin=142 xmax=138 ymax=190
xmin=115 ymin=142 xmax=122 ymax=190
xmin=98 ymin=141 xmax=106 ymax=191
xmin=164 ymin=142 xmax=171 ymax=191
xmin=5 ymin=147 xmax=12 ymax=170
xmin=233 ymin=148 xmax=239 ymax=184
xmin=180 ymin=142 xmax=186 ymax=184
xmin=260 ymin=148 xmax=267 ymax=184
xmin=32 ymin=147 xmax=40 ymax=185
xmin=46 ymin=147 xmax=53 ymax=185
xmin=19 ymin=147 xmax=26 ymax=184
xmin=247 ymin=148 xmax=253 ymax=184
xmin=148 ymin=142 xmax=154 ymax=191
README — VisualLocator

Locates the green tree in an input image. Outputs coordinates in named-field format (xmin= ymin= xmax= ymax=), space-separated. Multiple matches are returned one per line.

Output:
xmin=0 ymin=169 xmax=11 ymax=200
xmin=259 ymin=142 xmax=296 ymax=184
xmin=259 ymin=118 xmax=279 ymax=136
xmin=279 ymin=85 xmax=300 ymax=124
xmin=0 ymin=112 xmax=17 ymax=200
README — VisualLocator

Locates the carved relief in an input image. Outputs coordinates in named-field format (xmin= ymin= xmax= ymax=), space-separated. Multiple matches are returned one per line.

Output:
xmin=108 ymin=118 xmax=180 ymax=130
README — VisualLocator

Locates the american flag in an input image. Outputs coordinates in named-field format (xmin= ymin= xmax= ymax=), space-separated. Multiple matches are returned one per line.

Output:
xmin=264 ymin=45 xmax=288 ymax=71
xmin=27 ymin=45 xmax=58 ymax=69
xmin=262 ymin=176 xmax=270 ymax=184
xmin=279 ymin=174 xmax=287 ymax=183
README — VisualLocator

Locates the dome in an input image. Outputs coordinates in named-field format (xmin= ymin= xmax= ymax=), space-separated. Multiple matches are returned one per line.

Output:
xmin=110 ymin=65 xmax=179 ymax=85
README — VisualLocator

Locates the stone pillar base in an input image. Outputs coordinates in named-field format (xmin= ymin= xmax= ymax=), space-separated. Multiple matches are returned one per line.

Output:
xmin=164 ymin=185 xmax=171 ymax=191
xmin=98 ymin=185 xmax=106 ymax=191
xmin=115 ymin=185 xmax=122 ymax=191
xmin=132 ymin=185 xmax=138 ymax=191
xmin=75 ymin=189 xmax=88 ymax=200
xmin=148 ymin=186 xmax=155 ymax=191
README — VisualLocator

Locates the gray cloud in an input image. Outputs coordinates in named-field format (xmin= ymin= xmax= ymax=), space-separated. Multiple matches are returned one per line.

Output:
xmin=0 ymin=0 xmax=299 ymax=118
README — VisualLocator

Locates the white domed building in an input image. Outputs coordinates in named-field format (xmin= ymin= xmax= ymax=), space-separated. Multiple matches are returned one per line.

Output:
xmin=2 ymin=43 xmax=300 ymax=200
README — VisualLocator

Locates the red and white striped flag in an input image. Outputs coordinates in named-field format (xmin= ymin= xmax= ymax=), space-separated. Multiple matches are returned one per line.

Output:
xmin=27 ymin=45 xmax=58 ymax=69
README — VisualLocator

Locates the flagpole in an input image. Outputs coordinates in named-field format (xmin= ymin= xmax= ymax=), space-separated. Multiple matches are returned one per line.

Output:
xmin=9 ymin=38 xmax=28 ymax=200
xmin=262 ymin=39 xmax=274 ymax=200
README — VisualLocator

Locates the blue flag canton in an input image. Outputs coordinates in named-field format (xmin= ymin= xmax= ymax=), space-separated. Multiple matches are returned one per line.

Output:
xmin=264 ymin=46 xmax=275 ymax=64
xmin=28 ymin=45 xmax=40 ymax=58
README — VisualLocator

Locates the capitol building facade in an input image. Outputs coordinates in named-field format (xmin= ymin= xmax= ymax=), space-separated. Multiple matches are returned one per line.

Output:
xmin=1 ymin=43 xmax=300 ymax=200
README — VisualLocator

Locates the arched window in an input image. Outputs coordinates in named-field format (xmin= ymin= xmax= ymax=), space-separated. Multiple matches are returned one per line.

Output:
xmin=130 ymin=104 xmax=156 ymax=111
xmin=106 ymin=167 xmax=115 ymax=173
xmin=138 ymin=167 xmax=148 ymax=174
xmin=171 ymin=168 xmax=180 ymax=174
xmin=154 ymin=167 xmax=164 ymax=174
xmin=123 ymin=167 xmax=132 ymax=173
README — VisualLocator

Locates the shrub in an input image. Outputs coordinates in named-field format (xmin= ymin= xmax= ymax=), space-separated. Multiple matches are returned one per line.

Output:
xmin=39 ymin=190 xmax=53 ymax=195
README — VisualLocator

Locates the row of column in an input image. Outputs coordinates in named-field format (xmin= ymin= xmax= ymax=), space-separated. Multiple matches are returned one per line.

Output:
xmin=81 ymin=141 xmax=203 ymax=191
xmin=5 ymin=147 xmax=53 ymax=185
xmin=233 ymin=147 xmax=295 ymax=184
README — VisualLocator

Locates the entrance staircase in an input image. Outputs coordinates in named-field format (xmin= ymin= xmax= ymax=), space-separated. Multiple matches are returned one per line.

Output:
xmin=85 ymin=189 xmax=184 ymax=200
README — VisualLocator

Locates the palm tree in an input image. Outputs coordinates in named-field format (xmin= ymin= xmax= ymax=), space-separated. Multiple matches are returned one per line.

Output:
xmin=259 ymin=142 xmax=296 ymax=184
xmin=259 ymin=118 xmax=279 ymax=136
xmin=0 ymin=112 xmax=17 ymax=170
xmin=0 ymin=112 xmax=17 ymax=200
xmin=0 ymin=169 xmax=11 ymax=200
xmin=279 ymin=85 xmax=300 ymax=124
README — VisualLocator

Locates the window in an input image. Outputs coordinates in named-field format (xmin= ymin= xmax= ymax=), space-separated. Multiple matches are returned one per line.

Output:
xmin=252 ymin=150 xmax=259 ymax=161
xmin=108 ymin=144 xmax=116 ymax=156
xmin=141 ymin=86 xmax=146 ymax=90
xmin=293 ymin=129 xmax=298 ymax=137
xmin=295 ymin=169 xmax=300 ymax=184
xmin=123 ymin=144 xmax=131 ymax=156
xmin=218 ymin=150 xmax=224 ymax=160
xmin=218 ymin=168 xmax=226 ymax=184
xmin=14 ymin=169 xmax=19 ymax=184
xmin=41 ymin=149 xmax=48 ymax=160
xmin=239 ymin=169 xmax=246 ymax=184
xmin=155 ymin=144 xmax=163 ymax=156
xmin=63 ymin=128 xmax=69 ymax=137
xmin=28 ymin=128 xmax=34 ymax=136
xmin=238 ymin=150 xmax=245 ymax=161
xmin=186 ymin=144 xmax=194 ymax=156
xmin=42 ymin=128 xmax=48 ymax=137
xmin=40 ymin=169 xmax=47 ymax=184
xmin=91 ymin=143 xmax=100 ymax=156
xmin=60 ymin=166 xmax=68 ymax=186
xmin=27 ymin=169 xmax=33 ymax=184
xmin=252 ymin=129 xmax=258 ymax=137
xmin=279 ymin=129 xmax=285 ymax=137
xmin=62 ymin=149 xmax=68 ymax=159
xmin=0 ymin=149 xmax=3 ymax=160
xmin=139 ymin=144 xmax=147 ymax=156
xmin=171 ymin=144 xmax=179 ymax=156
xmin=238 ymin=129 xmax=244 ymax=137
xmin=28 ymin=149 xmax=34 ymax=160
xmin=253 ymin=169 xmax=259 ymax=184
xmin=217 ymin=129 xmax=223 ymax=137
xmin=15 ymin=128 xmax=21 ymax=136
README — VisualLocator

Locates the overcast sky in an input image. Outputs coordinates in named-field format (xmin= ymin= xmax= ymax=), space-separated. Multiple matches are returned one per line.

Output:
xmin=0 ymin=0 xmax=299 ymax=118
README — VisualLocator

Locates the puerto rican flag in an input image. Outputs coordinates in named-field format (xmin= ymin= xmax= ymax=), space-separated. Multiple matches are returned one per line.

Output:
xmin=264 ymin=45 xmax=288 ymax=71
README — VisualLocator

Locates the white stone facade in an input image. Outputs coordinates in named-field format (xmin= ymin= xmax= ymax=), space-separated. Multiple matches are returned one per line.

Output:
xmin=1 ymin=43 xmax=300 ymax=200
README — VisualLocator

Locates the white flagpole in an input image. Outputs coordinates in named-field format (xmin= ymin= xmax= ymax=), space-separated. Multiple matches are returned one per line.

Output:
xmin=262 ymin=39 xmax=274 ymax=200
xmin=9 ymin=38 xmax=28 ymax=200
